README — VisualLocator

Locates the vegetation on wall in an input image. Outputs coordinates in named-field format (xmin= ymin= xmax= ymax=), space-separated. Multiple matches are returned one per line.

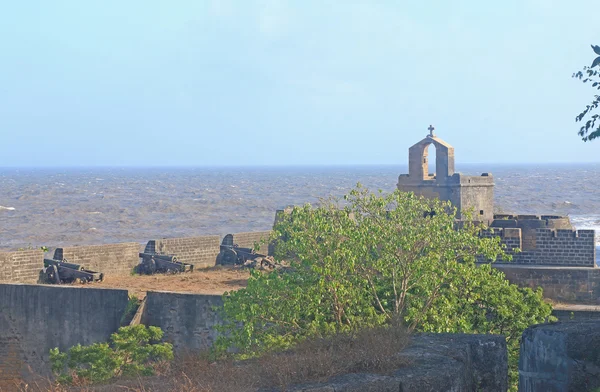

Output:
xmin=216 ymin=185 xmax=553 ymax=389
xmin=49 ymin=325 xmax=173 ymax=385
xmin=572 ymin=45 xmax=600 ymax=141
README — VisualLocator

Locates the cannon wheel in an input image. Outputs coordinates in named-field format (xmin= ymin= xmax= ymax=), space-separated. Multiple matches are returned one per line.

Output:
xmin=222 ymin=248 xmax=238 ymax=265
xmin=99 ymin=273 xmax=104 ymax=282
xmin=46 ymin=265 xmax=61 ymax=284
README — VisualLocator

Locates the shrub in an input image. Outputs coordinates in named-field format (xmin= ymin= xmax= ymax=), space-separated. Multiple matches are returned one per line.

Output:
xmin=49 ymin=325 xmax=173 ymax=385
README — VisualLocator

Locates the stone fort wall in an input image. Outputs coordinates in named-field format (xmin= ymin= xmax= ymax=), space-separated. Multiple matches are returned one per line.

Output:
xmin=495 ymin=264 xmax=600 ymax=304
xmin=143 ymin=235 xmax=221 ymax=269
xmin=54 ymin=243 xmax=140 ymax=276
xmin=491 ymin=214 xmax=573 ymax=250
xmin=0 ymin=232 xmax=262 ymax=284
xmin=0 ymin=284 xmax=129 ymax=391
xmin=481 ymin=227 xmax=596 ymax=267
xmin=0 ymin=284 xmax=508 ymax=391
xmin=0 ymin=250 xmax=43 ymax=284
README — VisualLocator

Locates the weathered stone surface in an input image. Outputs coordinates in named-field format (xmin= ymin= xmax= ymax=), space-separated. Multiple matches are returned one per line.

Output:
xmin=0 ymin=284 xmax=129 ymax=391
xmin=141 ymin=291 xmax=224 ymax=353
xmin=287 ymin=334 xmax=508 ymax=392
xmin=520 ymin=320 xmax=600 ymax=391
xmin=496 ymin=264 xmax=600 ymax=304
xmin=552 ymin=304 xmax=600 ymax=321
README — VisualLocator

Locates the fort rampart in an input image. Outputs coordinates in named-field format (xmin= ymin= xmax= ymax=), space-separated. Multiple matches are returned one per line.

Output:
xmin=141 ymin=291 xmax=223 ymax=352
xmin=0 ymin=232 xmax=273 ymax=284
xmin=480 ymin=227 xmax=596 ymax=267
xmin=54 ymin=242 xmax=140 ymax=276
xmin=0 ymin=284 xmax=129 ymax=390
xmin=0 ymin=250 xmax=43 ymax=284
xmin=0 ymin=284 xmax=508 ymax=391
xmin=495 ymin=264 xmax=600 ymax=304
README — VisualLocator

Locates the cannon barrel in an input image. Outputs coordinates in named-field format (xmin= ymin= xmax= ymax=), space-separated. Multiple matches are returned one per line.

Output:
xmin=139 ymin=253 xmax=178 ymax=262
xmin=44 ymin=259 xmax=83 ymax=271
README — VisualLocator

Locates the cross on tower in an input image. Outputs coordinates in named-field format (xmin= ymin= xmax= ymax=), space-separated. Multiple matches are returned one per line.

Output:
xmin=428 ymin=125 xmax=435 ymax=137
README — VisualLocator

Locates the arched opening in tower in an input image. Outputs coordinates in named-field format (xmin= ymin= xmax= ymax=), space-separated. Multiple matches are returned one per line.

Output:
xmin=423 ymin=143 xmax=437 ymax=178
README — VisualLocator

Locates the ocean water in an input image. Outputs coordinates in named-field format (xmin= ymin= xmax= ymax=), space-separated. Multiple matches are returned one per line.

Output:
xmin=0 ymin=164 xmax=599 ymax=251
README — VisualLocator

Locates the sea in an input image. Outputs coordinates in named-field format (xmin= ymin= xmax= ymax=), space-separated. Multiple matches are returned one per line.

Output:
xmin=1 ymin=164 xmax=599 ymax=256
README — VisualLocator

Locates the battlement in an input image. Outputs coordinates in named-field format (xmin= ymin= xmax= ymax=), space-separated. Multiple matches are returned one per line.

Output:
xmin=493 ymin=214 xmax=566 ymax=222
xmin=480 ymin=227 xmax=597 ymax=267
xmin=536 ymin=228 xmax=595 ymax=239
xmin=490 ymin=214 xmax=573 ymax=250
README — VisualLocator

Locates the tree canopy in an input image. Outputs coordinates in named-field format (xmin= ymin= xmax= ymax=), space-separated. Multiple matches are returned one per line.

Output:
xmin=216 ymin=186 xmax=553 ymax=388
xmin=572 ymin=45 xmax=600 ymax=141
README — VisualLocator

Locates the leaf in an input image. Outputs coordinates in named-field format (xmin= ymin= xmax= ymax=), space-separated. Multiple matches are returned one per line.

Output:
xmin=592 ymin=45 xmax=600 ymax=55
xmin=592 ymin=56 xmax=600 ymax=69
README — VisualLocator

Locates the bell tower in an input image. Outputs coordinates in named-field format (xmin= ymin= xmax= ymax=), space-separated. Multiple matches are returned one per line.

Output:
xmin=397 ymin=127 xmax=494 ymax=223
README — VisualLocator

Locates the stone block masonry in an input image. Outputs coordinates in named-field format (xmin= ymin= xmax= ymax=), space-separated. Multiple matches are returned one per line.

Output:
xmin=144 ymin=235 xmax=220 ymax=269
xmin=54 ymin=242 xmax=140 ymax=276
xmin=0 ymin=284 xmax=129 ymax=391
xmin=481 ymin=228 xmax=596 ymax=267
xmin=141 ymin=291 xmax=224 ymax=353
xmin=533 ymin=229 xmax=596 ymax=266
xmin=0 ymin=250 xmax=44 ymax=284
xmin=495 ymin=264 xmax=600 ymax=304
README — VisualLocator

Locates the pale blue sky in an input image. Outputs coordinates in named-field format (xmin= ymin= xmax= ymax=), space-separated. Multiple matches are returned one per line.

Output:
xmin=1 ymin=1 xmax=598 ymax=167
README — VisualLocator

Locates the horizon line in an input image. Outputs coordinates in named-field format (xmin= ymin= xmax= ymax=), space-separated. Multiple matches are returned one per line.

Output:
xmin=1 ymin=161 xmax=600 ymax=170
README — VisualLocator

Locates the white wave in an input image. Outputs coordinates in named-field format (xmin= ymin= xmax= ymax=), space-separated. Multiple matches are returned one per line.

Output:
xmin=570 ymin=215 xmax=600 ymax=246
xmin=0 ymin=205 xmax=15 ymax=211
xmin=88 ymin=211 xmax=102 ymax=215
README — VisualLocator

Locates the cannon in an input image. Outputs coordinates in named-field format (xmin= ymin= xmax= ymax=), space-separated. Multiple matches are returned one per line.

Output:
xmin=43 ymin=259 xmax=104 ymax=284
xmin=217 ymin=244 xmax=266 ymax=265
xmin=138 ymin=253 xmax=194 ymax=274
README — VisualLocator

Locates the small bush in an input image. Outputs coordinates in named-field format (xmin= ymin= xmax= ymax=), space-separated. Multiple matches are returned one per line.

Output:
xmin=74 ymin=326 xmax=409 ymax=392
xmin=49 ymin=325 xmax=173 ymax=385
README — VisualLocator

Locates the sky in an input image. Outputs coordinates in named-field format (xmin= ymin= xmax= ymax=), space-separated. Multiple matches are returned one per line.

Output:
xmin=0 ymin=1 xmax=599 ymax=167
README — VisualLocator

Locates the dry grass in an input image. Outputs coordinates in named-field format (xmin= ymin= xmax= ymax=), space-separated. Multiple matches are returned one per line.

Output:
xmin=17 ymin=326 xmax=410 ymax=392
xmin=67 ymin=266 xmax=250 ymax=299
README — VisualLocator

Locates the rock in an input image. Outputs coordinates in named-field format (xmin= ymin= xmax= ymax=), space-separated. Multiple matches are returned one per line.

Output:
xmin=242 ymin=256 xmax=285 ymax=271
xmin=519 ymin=320 xmax=600 ymax=392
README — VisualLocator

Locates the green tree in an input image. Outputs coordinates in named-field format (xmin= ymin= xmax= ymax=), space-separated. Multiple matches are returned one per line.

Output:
xmin=50 ymin=325 xmax=173 ymax=384
xmin=572 ymin=45 xmax=600 ymax=141
xmin=418 ymin=262 xmax=553 ymax=386
xmin=216 ymin=185 xmax=553 ymax=388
